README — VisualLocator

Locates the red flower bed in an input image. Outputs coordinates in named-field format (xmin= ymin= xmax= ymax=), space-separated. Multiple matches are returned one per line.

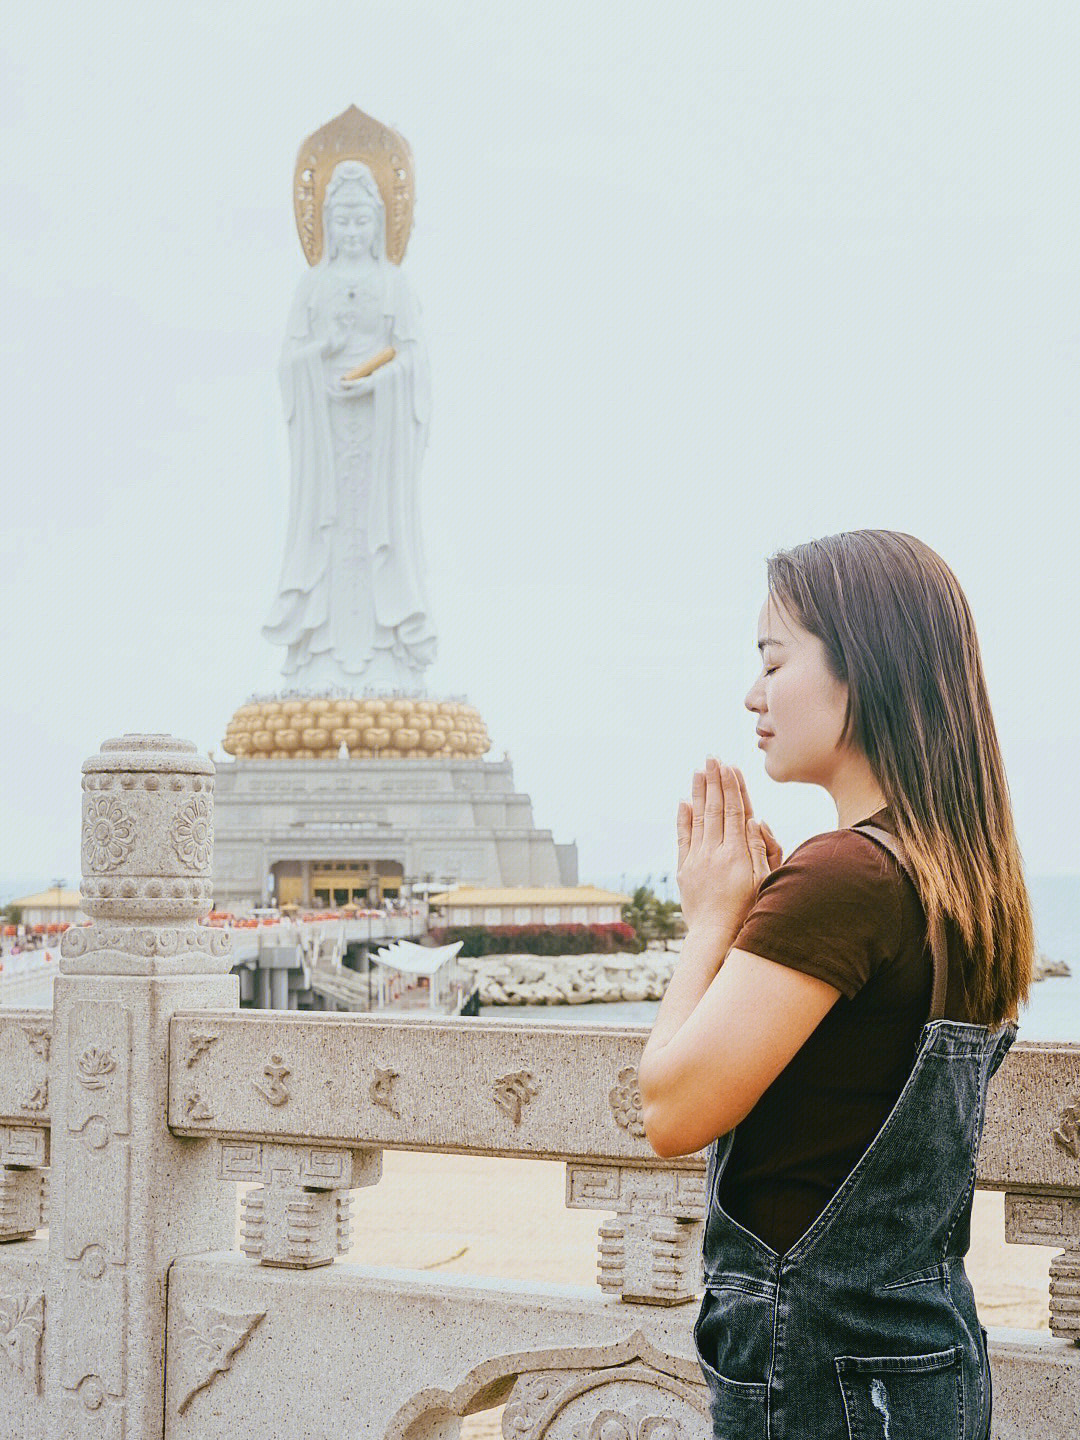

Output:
xmin=427 ymin=921 xmax=641 ymax=958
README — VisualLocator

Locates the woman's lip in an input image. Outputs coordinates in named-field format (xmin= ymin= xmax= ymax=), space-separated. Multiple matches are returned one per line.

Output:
xmin=757 ymin=733 xmax=773 ymax=745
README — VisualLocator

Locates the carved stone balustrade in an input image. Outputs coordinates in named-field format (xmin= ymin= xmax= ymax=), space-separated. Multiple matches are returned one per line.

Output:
xmin=0 ymin=731 xmax=1078 ymax=1437
xmin=977 ymin=1039 xmax=1080 ymax=1345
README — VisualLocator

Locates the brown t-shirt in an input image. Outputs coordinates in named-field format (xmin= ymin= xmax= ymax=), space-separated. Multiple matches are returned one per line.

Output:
xmin=715 ymin=806 xmax=974 ymax=1256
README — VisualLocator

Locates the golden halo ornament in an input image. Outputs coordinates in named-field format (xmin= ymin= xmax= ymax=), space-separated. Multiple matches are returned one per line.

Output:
xmin=294 ymin=104 xmax=415 ymax=266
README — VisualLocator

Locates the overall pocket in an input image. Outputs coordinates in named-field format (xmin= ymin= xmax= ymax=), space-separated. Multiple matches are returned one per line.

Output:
xmin=693 ymin=1285 xmax=769 ymax=1439
xmin=834 ymin=1344 xmax=963 ymax=1440
xmin=979 ymin=1326 xmax=992 ymax=1440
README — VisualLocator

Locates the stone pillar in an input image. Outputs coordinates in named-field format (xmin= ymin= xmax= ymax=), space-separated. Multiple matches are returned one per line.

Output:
xmin=301 ymin=860 xmax=312 ymax=907
xmin=269 ymin=968 xmax=289 ymax=1011
xmin=46 ymin=734 xmax=238 ymax=1439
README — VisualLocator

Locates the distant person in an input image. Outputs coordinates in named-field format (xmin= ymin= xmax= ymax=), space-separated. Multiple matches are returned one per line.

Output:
xmin=639 ymin=530 xmax=1029 ymax=1440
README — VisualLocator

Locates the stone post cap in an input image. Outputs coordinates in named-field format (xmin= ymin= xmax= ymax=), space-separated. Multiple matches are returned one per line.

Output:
xmin=78 ymin=733 xmax=216 ymax=924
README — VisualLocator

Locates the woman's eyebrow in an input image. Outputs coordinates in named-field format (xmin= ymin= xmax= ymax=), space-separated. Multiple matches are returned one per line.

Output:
xmin=756 ymin=637 xmax=786 ymax=652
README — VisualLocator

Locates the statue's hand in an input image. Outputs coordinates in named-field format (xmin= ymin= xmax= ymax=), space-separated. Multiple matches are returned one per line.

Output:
xmin=337 ymin=374 xmax=376 ymax=397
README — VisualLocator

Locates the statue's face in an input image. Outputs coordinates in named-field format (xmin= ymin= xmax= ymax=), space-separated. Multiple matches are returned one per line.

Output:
xmin=329 ymin=200 xmax=378 ymax=260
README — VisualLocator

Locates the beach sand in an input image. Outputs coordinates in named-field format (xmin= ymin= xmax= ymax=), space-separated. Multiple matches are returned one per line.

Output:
xmin=327 ymin=1149 xmax=1054 ymax=1438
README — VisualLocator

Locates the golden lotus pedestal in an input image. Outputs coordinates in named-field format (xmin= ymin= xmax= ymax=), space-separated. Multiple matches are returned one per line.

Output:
xmin=222 ymin=696 xmax=490 ymax=761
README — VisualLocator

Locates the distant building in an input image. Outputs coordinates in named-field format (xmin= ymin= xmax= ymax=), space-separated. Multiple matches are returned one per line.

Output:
xmin=211 ymin=753 xmax=579 ymax=912
xmin=9 ymin=889 xmax=86 ymax=927
xmin=427 ymin=885 xmax=630 ymax=928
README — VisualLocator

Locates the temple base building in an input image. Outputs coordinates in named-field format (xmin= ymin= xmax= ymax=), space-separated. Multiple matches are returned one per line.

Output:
xmin=213 ymin=698 xmax=577 ymax=909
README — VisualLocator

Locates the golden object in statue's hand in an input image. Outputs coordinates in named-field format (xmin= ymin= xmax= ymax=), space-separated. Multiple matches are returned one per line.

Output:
xmin=341 ymin=346 xmax=396 ymax=383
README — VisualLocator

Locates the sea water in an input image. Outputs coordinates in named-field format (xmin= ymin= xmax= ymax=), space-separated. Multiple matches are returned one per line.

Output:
xmin=479 ymin=875 xmax=1080 ymax=1042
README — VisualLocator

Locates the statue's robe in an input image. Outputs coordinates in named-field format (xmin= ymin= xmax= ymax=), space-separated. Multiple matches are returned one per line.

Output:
xmin=263 ymin=261 xmax=435 ymax=682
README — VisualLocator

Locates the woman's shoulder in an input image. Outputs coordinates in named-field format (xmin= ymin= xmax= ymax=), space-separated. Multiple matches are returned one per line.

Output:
xmin=780 ymin=811 xmax=899 ymax=885
xmin=735 ymin=811 xmax=906 ymax=997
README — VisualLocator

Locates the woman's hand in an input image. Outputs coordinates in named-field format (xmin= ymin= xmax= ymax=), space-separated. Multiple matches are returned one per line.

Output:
xmin=676 ymin=757 xmax=779 ymax=937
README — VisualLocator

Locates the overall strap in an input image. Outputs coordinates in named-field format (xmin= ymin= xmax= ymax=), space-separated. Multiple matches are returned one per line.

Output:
xmin=851 ymin=822 xmax=949 ymax=1024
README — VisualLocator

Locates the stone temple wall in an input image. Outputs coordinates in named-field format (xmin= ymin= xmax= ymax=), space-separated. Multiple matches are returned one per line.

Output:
xmin=212 ymin=753 xmax=577 ymax=909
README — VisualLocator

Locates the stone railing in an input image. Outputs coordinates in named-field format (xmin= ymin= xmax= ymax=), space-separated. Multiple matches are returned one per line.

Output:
xmin=0 ymin=733 xmax=1078 ymax=1438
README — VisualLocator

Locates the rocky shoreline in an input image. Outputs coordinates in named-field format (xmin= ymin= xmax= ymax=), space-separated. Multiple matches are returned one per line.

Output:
xmin=1033 ymin=951 xmax=1072 ymax=980
xmin=459 ymin=946 xmax=1071 ymax=1006
xmin=458 ymin=951 xmax=676 ymax=1005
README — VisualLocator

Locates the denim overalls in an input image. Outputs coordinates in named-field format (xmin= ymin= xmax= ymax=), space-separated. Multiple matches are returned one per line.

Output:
xmin=693 ymin=822 xmax=1018 ymax=1439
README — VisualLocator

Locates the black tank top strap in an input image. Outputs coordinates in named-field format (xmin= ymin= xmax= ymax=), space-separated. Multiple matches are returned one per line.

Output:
xmin=850 ymin=821 xmax=948 ymax=1024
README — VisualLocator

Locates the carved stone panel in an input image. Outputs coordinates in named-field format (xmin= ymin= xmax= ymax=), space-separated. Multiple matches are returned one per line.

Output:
xmin=0 ymin=1270 xmax=45 ymax=1394
xmin=503 ymin=1363 xmax=706 ymax=1438
xmin=173 ymin=1301 xmax=265 ymax=1416
xmin=0 ymin=1012 xmax=52 ymax=1124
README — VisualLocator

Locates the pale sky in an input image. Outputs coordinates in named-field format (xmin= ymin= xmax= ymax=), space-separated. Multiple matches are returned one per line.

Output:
xmin=2 ymin=2 xmax=1078 ymax=901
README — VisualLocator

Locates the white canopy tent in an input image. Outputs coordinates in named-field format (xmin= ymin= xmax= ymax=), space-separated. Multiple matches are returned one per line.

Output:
xmin=369 ymin=939 xmax=465 ymax=1011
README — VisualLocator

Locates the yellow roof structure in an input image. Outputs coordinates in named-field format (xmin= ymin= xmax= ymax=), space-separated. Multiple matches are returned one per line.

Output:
xmin=427 ymin=886 xmax=630 ymax=907
xmin=10 ymin=889 xmax=82 ymax=909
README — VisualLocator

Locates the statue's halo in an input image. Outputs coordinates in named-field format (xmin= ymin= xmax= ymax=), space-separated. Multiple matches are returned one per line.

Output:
xmin=293 ymin=105 xmax=414 ymax=266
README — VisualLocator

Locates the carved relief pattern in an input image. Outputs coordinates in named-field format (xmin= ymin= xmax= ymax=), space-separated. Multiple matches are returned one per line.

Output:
xmin=76 ymin=1048 xmax=118 ymax=1091
xmin=502 ymin=1363 xmax=705 ymax=1439
xmin=609 ymin=1066 xmax=646 ymax=1138
xmin=252 ymin=1055 xmax=291 ymax=1107
xmin=1053 ymin=1099 xmax=1080 ymax=1160
xmin=0 ymin=1126 xmax=49 ymax=1169
xmin=20 ymin=1025 xmax=51 ymax=1060
xmin=184 ymin=1094 xmax=213 ymax=1122
xmin=174 ymin=1302 xmax=265 ymax=1415
xmin=19 ymin=1080 xmax=48 ymax=1113
xmin=370 ymin=1065 xmax=401 ymax=1118
xmin=170 ymin=794 xmax=214 ymax=872
xmin=82 ymin=796 xmax=137 ymax=872
xmin=566 ymin=1165 xmax=706 ymax=1305
xmin=62 ymin=925 xmax=229 ymax=960
xmin=493 ymin=1069 xmax=540 ymax=1125
xmin=0 ymin=1280 xmax=45 ymax=1393
xmin=185 ymin=1029 xmax=220 ymax=1067
xmin=57 ymin=1000 xmax=133 ymax=1435
xmin=78 ymin=875 xmax=213 ymax=904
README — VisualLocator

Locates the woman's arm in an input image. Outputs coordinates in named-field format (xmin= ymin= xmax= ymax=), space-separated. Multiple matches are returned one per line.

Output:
xmin=639 ymin=947 xmax=841 ymax=1158
xmin=638 ymin=757 xmax=839 ymax=1158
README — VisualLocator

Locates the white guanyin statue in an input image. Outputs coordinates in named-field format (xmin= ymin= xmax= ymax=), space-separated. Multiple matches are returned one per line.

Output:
xmin=263 ymin=110 xmax=435 ymax=692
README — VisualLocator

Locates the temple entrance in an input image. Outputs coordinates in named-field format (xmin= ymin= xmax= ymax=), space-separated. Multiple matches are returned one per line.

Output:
xmin=270 ymin=859 xmax=405 ymax=908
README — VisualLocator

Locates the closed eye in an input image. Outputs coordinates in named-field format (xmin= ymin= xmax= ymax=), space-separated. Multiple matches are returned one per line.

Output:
xmin=764 ymin=666 xmax=778 ymax=676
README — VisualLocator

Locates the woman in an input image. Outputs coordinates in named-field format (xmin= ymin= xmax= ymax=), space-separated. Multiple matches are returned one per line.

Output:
xmin=638 ymin=530 xmax=1030 ymax=1440
xmin=262 ymin=159 xmax=436 ymax=691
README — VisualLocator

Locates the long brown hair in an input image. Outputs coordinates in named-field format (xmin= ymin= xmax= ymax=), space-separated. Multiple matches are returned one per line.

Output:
xmin=767 ymin=529 xmax=1031 ymax=1028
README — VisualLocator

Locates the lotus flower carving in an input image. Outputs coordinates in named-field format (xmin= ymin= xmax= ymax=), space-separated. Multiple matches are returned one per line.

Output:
xmin=82 ymin=796 xmax=136 ymax=872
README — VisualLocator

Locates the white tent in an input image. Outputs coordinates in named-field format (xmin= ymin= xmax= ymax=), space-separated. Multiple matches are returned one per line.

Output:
xmin=369 ymin=939 xmax=465 ymax=1012
xmin=369 ymin=940 xmax=463 ymax=976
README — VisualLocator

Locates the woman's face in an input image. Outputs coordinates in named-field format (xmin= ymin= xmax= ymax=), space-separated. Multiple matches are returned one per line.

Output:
xmin=744 ymin=593 xmax=851 ymax=786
